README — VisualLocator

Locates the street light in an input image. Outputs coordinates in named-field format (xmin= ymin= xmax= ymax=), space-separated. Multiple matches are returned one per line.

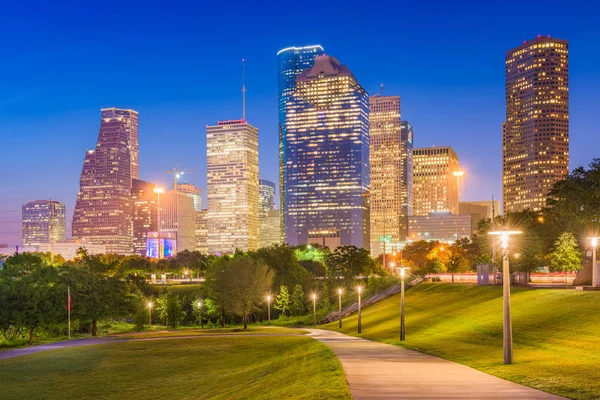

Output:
xmin=266 ymin=295 xmax=272 ymax=325
xmin=398 ymin=267 xmax=410 ymax=341
xmin=312 ymin=293 xmax=317 ymax=327
xmin=147 ymin=302 xmax=153 ymax=326
xmin=488 ymin=228 xmax=522 ymax=364
xmin=337 ymin=288 xmax=343 ymax=328
xmin=357 ymin=286 xmax=363 ymax=334
xmin=589 ymin=237 xmax=599 ymax=287
xmin=453 ymin=170 xmax=464 ymax=241
xmin=196 ymin=300 xmax=204 ymax=328
xmin=153 ymin=187 xmax=164 ymax=259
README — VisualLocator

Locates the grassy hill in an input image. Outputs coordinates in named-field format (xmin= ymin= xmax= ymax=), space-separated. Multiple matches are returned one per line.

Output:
xmin=323 ymin=283 xmax=600 ymax=400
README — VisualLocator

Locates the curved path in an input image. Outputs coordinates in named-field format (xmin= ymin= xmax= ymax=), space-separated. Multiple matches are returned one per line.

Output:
xmin=1 ymin=328 xmax=567 ymax=399
xmin=309 ymin=329 xmax=565 ymax=399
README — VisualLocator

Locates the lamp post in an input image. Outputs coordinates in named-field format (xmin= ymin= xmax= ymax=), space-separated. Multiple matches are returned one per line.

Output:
xmin=398 ymin=267 xmax=410 ymax=341
xmin=452 ymin=170 xmax=464 ymax=242
xmin=312 ymin=293 xmax=317 ymax=327
xmin=147 ymin=302 xmax=153 ymax=327
xmin=153 ymin=187 xmax=164 ymax=259
xmin=337 ymin=288 xmax=343 ymax=328
xmin=196 ymin=300 xmax=204 ymax=328
xmin=267 ymin=295 xmax=272 ymax=325
xmin=589 ymin=238 xmax=599 ymax=287
xmin=357 ymin=286 xmax=362 ymax=334
xmin=488 ymin=228 xmax=522 ymax=364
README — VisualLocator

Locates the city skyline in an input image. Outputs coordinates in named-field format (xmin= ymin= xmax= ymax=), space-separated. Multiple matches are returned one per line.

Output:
xmin=2 ymin=2 xmax=600 ymax=246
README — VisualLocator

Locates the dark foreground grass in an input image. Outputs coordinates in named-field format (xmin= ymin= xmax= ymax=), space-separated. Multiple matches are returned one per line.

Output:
xmin=0 ymin=335 xmax=350 ymax=400
xmin=323 ymin=283 xmax=600 ymax=400
xmin=114 ymin=325 xmax=308 ymax=339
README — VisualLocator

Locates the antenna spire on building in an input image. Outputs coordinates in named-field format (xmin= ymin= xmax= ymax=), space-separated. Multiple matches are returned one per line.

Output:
xmin=380 ymin=83 xmax=384 ymax=96
xmin=242 ymin=58 xmax=246 ymax=121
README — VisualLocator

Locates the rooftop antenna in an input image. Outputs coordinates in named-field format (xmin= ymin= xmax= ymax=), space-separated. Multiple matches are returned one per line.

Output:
xmin=380 ymin=83 xmax=384 ymax=96
xmin=242 ymin=58 xmax=246 ymax=121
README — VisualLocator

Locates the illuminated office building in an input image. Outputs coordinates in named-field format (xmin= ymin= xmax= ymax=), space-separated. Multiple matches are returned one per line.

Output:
xmin=131 ymin=179 xmax=157 ymax=256
xmin=195 ymin=209 xmax=208 ymax=253
xmin=177 ymin=183 xmax=202 ymax=212
xmin=412 ymin=147 xmax=459 ymax=216
xmin=504 ymin=37 xmax=569 ymax=212
xmin=72 ymin=108 xmax=138 ymax=254
xmin=259 ymin=179 xmax=280 ymax=247
xmin=259 ymin=179 xmax=276 ymax=217
xmin=284 ymin=55 xmax=370 ymax=248
xmin=160 ymin=190 xmax=196 ymax=253
xmin=22 ymin=200 xmax=66 ymax=247
xmin=369 ymin=94 xmax=413 ymax=256
xmin=408 ymin=213 xmax=471 ymax=243
xmin=277 ymin=45 xmax=324 ymax=239
xmin=207 ymin=120 xmax=259 ymax=253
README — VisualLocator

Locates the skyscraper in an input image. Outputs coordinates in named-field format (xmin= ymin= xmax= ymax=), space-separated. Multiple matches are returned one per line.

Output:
xmin=503 ymin=37 xmax=569 ymax=213
xmin=194 ymin=209 xmax=209 ymax=253
xmin=72 ymin=108 xmax=138 ymax=254
xmin=22 ymin=200 xmax=66 ymax=247
xmin=259 ymin=179 xmax=280 ymax=248
xmin=207 ymin=120 xmax=259 ymax=253
xmin=131 ymin=179 xmax=157 ymax=256
xmin=412 ymin=147 xmax=459 ymax=216
xmin=277 ymin=45 xmax=324 ymax=240
xmin=284 ymin=55 xmax=370 ymax=249
xmin=259 ymin=179 xmax=276 ymax=217
xmin=369 ymin=94 xmax=413 ymax=256
xmin=160 ymin=190 xmax=196 ymax=253
xmin=176 ymin=183 xmax=202 ymax=212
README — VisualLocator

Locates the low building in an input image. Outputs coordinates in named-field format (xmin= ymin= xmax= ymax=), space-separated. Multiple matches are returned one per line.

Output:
xmin=459 ymin=201 xmax=499 ymax=233
xmin=408 ymin=213 xmax=472 ymax=243
xmin=37 ymin=240 xmax=106 ymax=260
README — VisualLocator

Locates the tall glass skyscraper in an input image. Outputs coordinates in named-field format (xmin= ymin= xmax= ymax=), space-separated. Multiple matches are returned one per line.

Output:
xmin=22 ymin=200 xmax=66 ymax=247
xmin=277 ymin=45 xmax=324 ymax=240
xmin=284 ymin=55 xmax=370 ymax=249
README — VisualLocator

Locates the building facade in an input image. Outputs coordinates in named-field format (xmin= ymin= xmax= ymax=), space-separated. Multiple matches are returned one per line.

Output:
xmin=72 ymin=108 xmax=138 ymax=254
xmin=259 ymin=179 xmax=276 ymax=217
xmin=37 ymin=240 xmax=106 ymax=261
xmin=131 ymin=179 xmax=157 ymax=256
xmin=412 ymin=147 xmax=459 ymax=216
xmin=408 ymin=214 xmax=472 ymax=243
xmin=277 ymin=45 xmax=324 ymax=241
xmin=195 ymin=209 xmax=208 ymax=253
xmin=260 ymin=210 xmax=281 ymax=248
xmin=369 ymin=94 xmax=413 ymax=256
xmin=207 ymin=120 xmax=259 ymax=253
xmin=177 ymin=183 xmax=202 ymax=212
xmin=160 ymin=190 xmax=196 ymax=253
xmin=284 ymin=55 xmax=370 ymax=249
xmin=503 ymin=37 xmax=569 ymax=212
xmin=22 ymin=200 xmax=66 ymax=247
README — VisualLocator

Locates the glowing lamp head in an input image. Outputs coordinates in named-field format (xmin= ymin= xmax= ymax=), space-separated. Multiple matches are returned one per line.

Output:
xmin=338 ymin=288 xmax=342 ymax=295
xmin=147 ymin=302 xmax=153 ymax=309
xmin=197 ymin=301 xmax=202 ymax=307
xmin=153 ymin=187 xmax=164 ymax=194
xmin=312 ymin=293 xmax=316 ymax=300
xmin=267 ymin=295 xmax=271 ymax=302
xmin=453 ymin=170 xmax=464 ymax=177
xmin=390 ymin=262 xmax=396 ymax=268
xmin=591 ymin=237 xmax=598 ymax=247
xmin=357 ymin=286 xmax=362 ymax=294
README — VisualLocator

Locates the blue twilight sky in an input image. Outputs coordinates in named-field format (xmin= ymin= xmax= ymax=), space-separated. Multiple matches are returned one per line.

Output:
xmin=1 ymin=0 xmax=599 ymax=246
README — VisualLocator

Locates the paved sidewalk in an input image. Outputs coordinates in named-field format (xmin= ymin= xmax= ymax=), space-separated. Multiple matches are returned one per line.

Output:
xmin=309 ymin=329 xmax=565 ymax=399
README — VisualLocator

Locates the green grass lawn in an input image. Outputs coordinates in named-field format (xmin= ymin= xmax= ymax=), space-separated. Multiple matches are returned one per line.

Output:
xmin=164 ymin=283 xmax=203 ymax=298
xmin=114 ymin=326 xmax=308 ymax=339
xmin=0 ymin=335 xmax=350 ymax=400
xmin=323 ymin=283 xmax=600 ymax=400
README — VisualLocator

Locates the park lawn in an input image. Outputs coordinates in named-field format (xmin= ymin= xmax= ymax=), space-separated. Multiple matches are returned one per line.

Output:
xmin=164 ymin=283 xmax=203 ymax=298
xmin=0 ymin=335 xmax=350 ymax=400
xmin=323 ymin=283 xmax=600 ymax=400
xmin=114 ymin=325 xmax=308 ymax=339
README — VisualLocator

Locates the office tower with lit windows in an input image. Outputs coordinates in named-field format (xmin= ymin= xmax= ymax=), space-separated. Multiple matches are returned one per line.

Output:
xmin=22 ymin=200 xmax=66 ymax=247
xmin=277 ymin=45 xmax=324 ymax=240
xmin=195 ymin=209 xmax=208 ymax=253
xmin=160 ymin=190 xmax=196 ymax=253
xmin=176 ymin=183 xmax=202 ymax=212
xmin=259 ymin=179 xmax=280 ymax=247
xmin=503 ymin=37 xmax=569 ymax=212
xmin=284 ymin=55 xmax=370 ymax=249
xmin=412 ymin=147 xmax=459 ymax=216
xmin=72 ymin=108 xmax=138 ymax=254
xmin=369 ymin=94 xmax=413 ymax=256
xmin=131 ymin=179 xmax=157 ymax=256
xmin=207 ymin=120 xmax=259 ymax=253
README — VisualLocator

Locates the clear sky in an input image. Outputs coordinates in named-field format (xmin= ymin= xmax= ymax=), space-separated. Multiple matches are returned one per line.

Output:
xmin=1 ymin=0 xmax=599 ymax=246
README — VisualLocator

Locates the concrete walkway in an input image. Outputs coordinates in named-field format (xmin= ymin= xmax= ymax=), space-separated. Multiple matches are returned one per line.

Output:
xmin=309 ymin=329 xmax=565 ymax=399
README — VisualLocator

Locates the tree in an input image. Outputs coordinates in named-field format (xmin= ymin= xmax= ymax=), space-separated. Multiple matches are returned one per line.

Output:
xmin=222 ymin=256 xmax=274 ymax=329
xmin=290 ymin=284 xmax=306 ymax=323
xmin=205 ymin=256 xmax=235 ymax=327
xmin=550 ymin=232 xmax=583 ymax=288
xmin=254 ymin=245 xmax=313 ymax=291
xmin=326 ymin=246 xmax=374 ymax=283
xmin=274 ymin=285 xmax=290 ymax=317
xmin=446 ymin=246 xmax=469 ymax=283
xmin=403 ymin=241 xmax=439 ymax=277
xmin=156 ymin=291 xmax=184 ymax=328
